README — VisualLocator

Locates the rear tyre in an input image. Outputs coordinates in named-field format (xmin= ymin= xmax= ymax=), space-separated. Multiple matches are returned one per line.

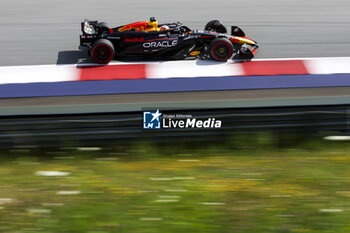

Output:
xmin=209 ymin=38 xmax=234 ymax=61
xmin=205 ymin=20 xmax=227 ymax=33
xmin=91 ymin=39 xmax=115 ymax=64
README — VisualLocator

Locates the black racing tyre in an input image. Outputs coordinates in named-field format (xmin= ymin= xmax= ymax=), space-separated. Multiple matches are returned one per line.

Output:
xmin=204 ymin=20 xmax=227 ymax=33
xmin=91 ymin=39 xmax=115 ymax=64
xmin=209 ymin=38 xmax=234 ymax=61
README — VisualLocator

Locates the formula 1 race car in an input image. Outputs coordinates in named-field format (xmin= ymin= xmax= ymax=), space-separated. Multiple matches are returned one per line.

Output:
xmin=79 ymin=17 xmax=259 ymax=64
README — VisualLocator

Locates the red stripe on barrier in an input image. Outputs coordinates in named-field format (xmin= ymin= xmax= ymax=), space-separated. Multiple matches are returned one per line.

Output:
xmin=241 ymin=60 xmax=309 ymax=76
xmin=77 ymin=64 xmax=147 ymax=81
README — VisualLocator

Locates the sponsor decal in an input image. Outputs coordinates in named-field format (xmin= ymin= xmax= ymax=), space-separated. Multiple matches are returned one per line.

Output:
xmin=190 ymin=51 xmax=201 ymax=56
xmin=125 ymin=37 xmax=144 ymax=42
xmin=143 ymin=40 xmax=177 ymax=48
xmin=143 ymin=109 xmax=222 ymax=129
xmin=184 ymin=35 xmax=200 ymax=40
xmin=201 ymin=35 xmax=215 ymax=39
xmin=81 ymin=35 xmax=96 ymax=39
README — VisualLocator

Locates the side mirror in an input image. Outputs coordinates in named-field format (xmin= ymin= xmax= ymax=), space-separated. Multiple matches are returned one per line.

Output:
xmin=231 ymin=26 xmax=245 ymax=37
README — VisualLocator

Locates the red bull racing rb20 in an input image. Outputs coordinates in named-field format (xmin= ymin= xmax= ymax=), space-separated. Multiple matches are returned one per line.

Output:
xmin=79 ymin=17 xmax=259 ymax=64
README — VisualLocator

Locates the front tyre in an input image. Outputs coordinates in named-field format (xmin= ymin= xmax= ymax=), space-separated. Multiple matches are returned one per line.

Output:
xmin=209 ymin=38 xmax=234 ymax=61
xmin=91 ymin=39 xmax=115 ymax=64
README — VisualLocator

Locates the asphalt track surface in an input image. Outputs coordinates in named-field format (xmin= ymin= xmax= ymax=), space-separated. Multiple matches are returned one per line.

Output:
xmin=1 ymin=0 xmax=350 ymax=66
xmin=1 ymin=87 xmax=350 ymax=108
xmin=0 ymin=88 xmax=324 ymax=107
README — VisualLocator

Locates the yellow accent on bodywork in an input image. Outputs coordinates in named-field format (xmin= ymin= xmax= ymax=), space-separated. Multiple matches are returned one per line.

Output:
xmin=190 ymin=51 xmax=201 ymax=56
xmin=231 ymin=37 xmax=256 ymax=45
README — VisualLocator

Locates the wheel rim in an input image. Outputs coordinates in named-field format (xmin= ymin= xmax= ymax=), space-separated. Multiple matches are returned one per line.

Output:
xmin=215 ymin=45 xmax=230 ymax=58
xmin=211 ymin=41 xmax=234 ymax=61
xmin=92 ymin=44 xmax=113 ymax=64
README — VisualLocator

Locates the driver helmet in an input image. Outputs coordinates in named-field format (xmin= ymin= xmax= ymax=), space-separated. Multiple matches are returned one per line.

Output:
xmin=147 ymin=17 xmax=158 ymax=29
xmin=160 ymin=25 xmax=170 ymax=31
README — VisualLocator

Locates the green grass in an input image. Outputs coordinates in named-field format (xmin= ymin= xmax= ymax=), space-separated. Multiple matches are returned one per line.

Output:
xmin=1 ymin=137 xmax=350 ymax=232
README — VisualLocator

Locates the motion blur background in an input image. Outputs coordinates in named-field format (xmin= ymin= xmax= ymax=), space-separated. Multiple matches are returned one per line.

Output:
xmin=1 ymin=0 xmax=350 ymax=232
xmin=0 ymin=0 xmax=350 ymax=65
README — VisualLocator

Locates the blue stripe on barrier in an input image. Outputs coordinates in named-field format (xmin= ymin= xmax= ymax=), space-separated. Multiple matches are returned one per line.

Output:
xmin=1 ymin=74 xmax=350 ymax=98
